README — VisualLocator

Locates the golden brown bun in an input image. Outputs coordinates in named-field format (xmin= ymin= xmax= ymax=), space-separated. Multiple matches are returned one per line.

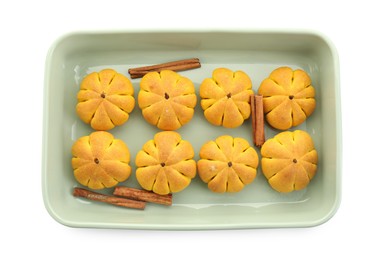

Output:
xmin=138 ymin=70 xmax=197 ymax=130
xmin=260 ymin=130 xmax=318 ymax=193
xmin=200 ymin=68 xmax=254 ymax=128
xmin=76 ymin=69 xmax=135 ymax=131
xmin=71 ymin=131 xmax=131 ymax=189
xmin=258 ymin=67 xmax=316 ymax=130
xmin=197 ymin=135 xmax=259 ymax=193
xmin=135 ymin=131 xmax=196 ymax=195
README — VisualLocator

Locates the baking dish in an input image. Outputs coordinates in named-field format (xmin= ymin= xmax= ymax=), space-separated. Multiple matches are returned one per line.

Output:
xmin=42 ymin=30 xmax=341 ymax=229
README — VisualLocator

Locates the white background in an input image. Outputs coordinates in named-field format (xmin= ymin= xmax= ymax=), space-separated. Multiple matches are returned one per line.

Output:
xmin=1 ymin=0 xmax=382 ymax=259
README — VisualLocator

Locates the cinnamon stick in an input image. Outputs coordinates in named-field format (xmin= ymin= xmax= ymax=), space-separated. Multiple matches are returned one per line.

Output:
xmin=129 ymin=63 xmax=201 ymax=78
xmin=128 ymin=58 xmax=201 ymax=79
xmin=251 ymin=94 xmax=265 ymax=147
xmin=73 ymin=187 xmax=146 ymax=210
xmin=113 ymin=186 xmax=172 ymax=206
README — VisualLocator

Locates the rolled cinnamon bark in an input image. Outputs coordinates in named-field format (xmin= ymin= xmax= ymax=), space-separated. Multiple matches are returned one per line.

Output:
xmin=251 ymin=94 xmax=265 ymax=147
xmin=113 ymin=186 xmax=172 ymax=206
xmin=128 ymin=58 xmax=201 ymax=78
xmin=73 ymin=187 xmax=146 ymax=210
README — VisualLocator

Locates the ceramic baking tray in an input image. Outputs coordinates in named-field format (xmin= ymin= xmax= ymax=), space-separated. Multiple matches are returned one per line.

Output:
xmin=42 ymin=30 xmax=341 ymax=229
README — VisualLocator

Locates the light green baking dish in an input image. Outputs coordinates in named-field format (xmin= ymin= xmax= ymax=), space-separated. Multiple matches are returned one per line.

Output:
xmin=42 ymin=30 xmax=341 ymax=229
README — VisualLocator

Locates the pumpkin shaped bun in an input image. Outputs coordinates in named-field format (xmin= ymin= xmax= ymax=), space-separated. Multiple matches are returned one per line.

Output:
xmin=135 ymin=131 xmax=197 ymax=195
xmin=258 ymin=67 xmax=316 ymax=130
xmin=71 ymin=131 xmax=132 ymax=190
xmin=138 ymin=70 xmax=197 ymax=130
xmin=261 ymin=130 xmax=318 ymax=193
xmin=197 ymin=135 xmax=259 ymax=193
xmin=200 ymin=68 xmax=254 ymax=128
xmin=76 ymin=69 xmax=135 ymax=131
